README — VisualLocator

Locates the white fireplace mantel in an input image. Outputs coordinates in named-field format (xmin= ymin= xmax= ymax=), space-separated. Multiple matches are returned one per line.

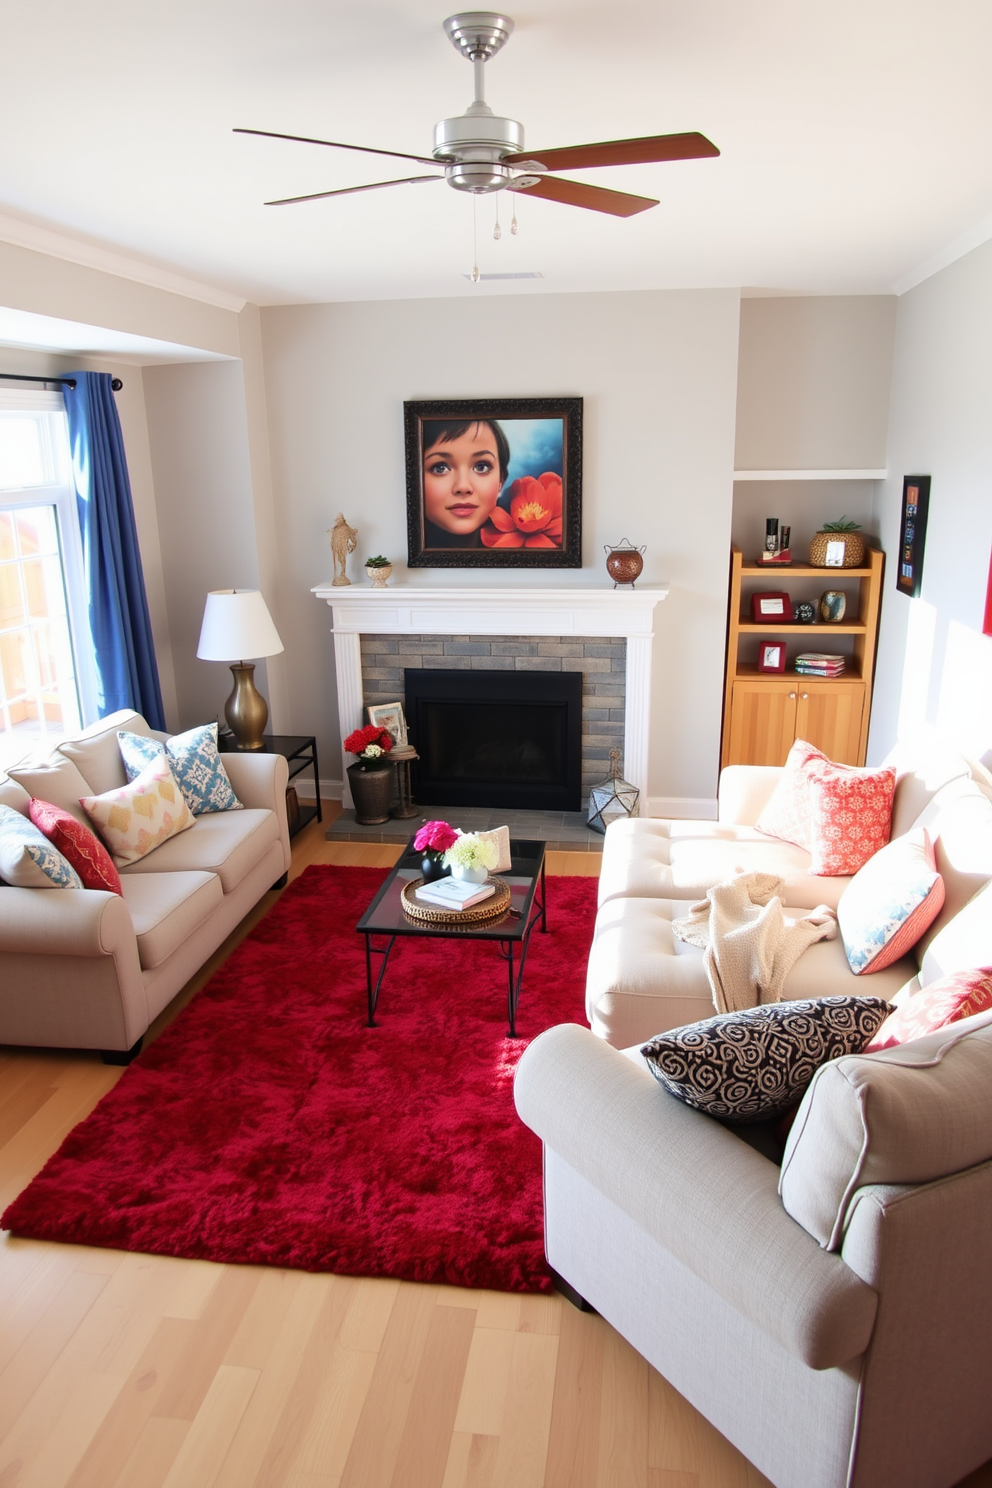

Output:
xmin=311 ymin=583 xmax=668 ymax=804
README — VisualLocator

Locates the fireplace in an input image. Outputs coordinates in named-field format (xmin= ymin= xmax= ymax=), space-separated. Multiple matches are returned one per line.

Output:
xmin=406 ymin=668 xmax=582 ymax=810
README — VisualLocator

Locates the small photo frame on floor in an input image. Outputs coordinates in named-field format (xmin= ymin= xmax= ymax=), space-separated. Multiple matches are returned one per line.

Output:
xmin=367 ymin=702 xmax=408 ymax=747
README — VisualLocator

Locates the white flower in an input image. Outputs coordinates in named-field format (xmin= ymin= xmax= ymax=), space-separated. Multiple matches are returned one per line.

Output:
xmin=363 ymin=743 xmax=384 ymax=759
xmin=443 ymin=832 xmax=499 ymax=870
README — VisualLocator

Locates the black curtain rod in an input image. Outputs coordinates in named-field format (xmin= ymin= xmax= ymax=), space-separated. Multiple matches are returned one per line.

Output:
xmin=0 ymin=371 xmax=123 ymax=391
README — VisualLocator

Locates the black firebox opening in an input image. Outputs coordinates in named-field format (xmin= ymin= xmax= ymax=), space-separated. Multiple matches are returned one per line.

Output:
xmin=405 ymin=668 xmax=582 ymax=810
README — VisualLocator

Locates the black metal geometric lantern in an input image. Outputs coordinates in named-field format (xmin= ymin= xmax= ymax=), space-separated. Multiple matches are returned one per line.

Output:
xmin=587 ymin=749 xmax=640 ymax=834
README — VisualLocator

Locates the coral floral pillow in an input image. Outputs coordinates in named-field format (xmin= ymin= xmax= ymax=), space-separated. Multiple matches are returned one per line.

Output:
xmin=80 ymin=754 xmax=195 ymax=867
xmin=865 ymin=967 xmax=992 ymax=1050
xmin=755 ymin=739 xmax=829 ymax=849
xmin=28 ymin=798 xmax=123 ymax=895
xmin=837 ymin=828 xmax=944 ymax=975
xmin=807 ymin=764 xmax=897 ymax=876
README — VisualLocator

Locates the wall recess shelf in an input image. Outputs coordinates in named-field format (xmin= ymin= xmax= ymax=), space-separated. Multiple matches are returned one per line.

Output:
xmin=733 ymin=469 xmax=888 ymax=481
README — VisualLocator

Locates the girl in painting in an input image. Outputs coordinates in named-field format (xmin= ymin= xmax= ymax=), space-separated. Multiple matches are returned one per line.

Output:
xmin=421 ymin=418 xmax=510 ymax=548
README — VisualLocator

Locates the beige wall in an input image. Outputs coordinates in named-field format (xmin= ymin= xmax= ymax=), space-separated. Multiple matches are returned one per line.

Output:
xmin=259 ymin=289 xmax=741 ymax=809
xmin=868 ymin=240 xmax=992 ymax=767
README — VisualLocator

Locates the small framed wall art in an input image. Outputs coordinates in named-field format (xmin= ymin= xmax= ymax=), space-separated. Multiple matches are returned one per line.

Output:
xmin=758 ymin=641 xmax=787 ymax=674
xmin=895 ymin=475 xmax=931 ymax=598
xmin=751 ymin=591 xmax=791 ymax=623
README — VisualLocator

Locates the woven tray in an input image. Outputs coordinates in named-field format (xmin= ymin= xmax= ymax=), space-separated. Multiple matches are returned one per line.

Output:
xmin=401 ymin=877 xmax=512 ymax=925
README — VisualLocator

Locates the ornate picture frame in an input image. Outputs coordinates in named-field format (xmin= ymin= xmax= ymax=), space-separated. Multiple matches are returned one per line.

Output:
xmin=404 ymin=397 xmax=582 ymax=568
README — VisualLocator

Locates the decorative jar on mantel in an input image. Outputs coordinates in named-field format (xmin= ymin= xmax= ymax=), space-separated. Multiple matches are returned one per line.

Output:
xmin=604 ymin=540 xmax=645 ymax=588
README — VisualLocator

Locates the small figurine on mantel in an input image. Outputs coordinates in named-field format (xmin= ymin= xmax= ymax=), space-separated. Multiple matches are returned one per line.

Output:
xmin=328 ymin=513 xmax=358 ymax=587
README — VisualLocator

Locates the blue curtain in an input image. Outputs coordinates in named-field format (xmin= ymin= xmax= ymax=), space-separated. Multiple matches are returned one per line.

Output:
xmin=63 ymin=372 xmax=166 ymax=728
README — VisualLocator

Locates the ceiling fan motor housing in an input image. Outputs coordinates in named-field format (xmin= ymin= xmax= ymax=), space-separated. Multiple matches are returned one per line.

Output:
xmin=434 ymin=108 xmax=525 ymax=193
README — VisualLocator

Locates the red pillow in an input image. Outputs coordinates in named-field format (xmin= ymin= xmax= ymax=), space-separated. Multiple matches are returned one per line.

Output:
xmin=865 ymin=968 xmax=992 ymax=1051
xmin=28 ymin=798 xmax=123 ymax=895
xmin=755 ymin=739 xmax=829 ymax=849
xmin=807 ymin=764 xmax=897 ymax=876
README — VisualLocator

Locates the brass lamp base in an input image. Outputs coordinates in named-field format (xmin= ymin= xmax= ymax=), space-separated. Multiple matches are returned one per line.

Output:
xmin=225 ymin=663 xmax=269 ymax=750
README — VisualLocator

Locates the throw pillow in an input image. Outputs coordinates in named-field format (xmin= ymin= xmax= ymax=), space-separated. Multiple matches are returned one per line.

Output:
xmin=80 ymin=754 xmax=195 ymax=866
xmin=6 ymin=754 xmax=94 ymax=830
xmin=640 ymin=996 xmax=891 ymax=1123
xmin=0 ymin=803 xmax=83 ymax=889
xmin=28 ymin=798 xmax=123 ymax=895
xmin=865 ymin=967 xmax=992 ymax=1050
xmin=118 ymin=723 xmax=242 ymax=816
xmin=807 ymin=764 xmax=897 ymax=876
xmin=754 ymin=739 xmax=829 ymax=849
xmin=837 ymin=827 xmax=945 ymax=975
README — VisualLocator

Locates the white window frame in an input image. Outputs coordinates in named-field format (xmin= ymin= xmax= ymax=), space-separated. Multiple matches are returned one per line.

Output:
xmin=0 ymin=387 xmax=100 ymax=730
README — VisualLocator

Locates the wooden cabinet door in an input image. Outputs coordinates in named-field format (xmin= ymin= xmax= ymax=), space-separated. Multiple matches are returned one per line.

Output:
xmin=795 ymin=681 xmax=865 ymax=764
xmin=726 ymin=681 xmax=798 ymax=766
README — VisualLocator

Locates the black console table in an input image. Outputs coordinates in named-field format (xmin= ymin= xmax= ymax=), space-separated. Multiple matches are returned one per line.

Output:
xmin=219 ymin=733 xmax=322 ymax=838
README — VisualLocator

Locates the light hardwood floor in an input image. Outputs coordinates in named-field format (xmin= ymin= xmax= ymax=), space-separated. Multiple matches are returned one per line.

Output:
xmin=2 ymin=807 xmax=990 ymax=1488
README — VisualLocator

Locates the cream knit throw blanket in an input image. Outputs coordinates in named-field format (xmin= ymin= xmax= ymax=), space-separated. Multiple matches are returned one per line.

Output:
xmin=671 ymin=871 xmax=838 ymax=1016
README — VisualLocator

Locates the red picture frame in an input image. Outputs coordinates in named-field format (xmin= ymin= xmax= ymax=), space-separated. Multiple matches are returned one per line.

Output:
xmin=751 ymin=591 xmax=791 ymax=623
xmin=758 ymin=641 xmax=786 ymax=673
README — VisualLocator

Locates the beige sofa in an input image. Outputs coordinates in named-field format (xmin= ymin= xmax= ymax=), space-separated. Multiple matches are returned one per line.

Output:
xmin=0 ymin=710 xmax=291 ymax=1061
xmin=587 ymin=738 xmax=992 ymax=1046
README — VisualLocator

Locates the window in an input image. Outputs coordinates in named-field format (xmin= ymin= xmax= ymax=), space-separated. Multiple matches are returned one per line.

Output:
xmin=0 ymin=389 xmax=96 ymax=771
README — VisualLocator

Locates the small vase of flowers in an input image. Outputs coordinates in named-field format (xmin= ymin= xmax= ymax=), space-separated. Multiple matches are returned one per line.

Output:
xmin=443 ymin=831 xmax=499 ymax=885
xmin=413 ymin=819 xmax=459 ymax=883
xmin=343 ymin=724 xmax=394 ymax=771
xmin=343 ymin=724 xmax=394 ymax=825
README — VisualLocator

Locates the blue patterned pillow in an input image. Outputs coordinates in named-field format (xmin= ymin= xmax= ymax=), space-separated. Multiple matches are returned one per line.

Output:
xmin=0 ymin=803 xmax=83 ymax=889
xmin=640 ymin=996 xmax=891 ymax=1122
xmin=118 ymin=724 xmax=242 ymax=816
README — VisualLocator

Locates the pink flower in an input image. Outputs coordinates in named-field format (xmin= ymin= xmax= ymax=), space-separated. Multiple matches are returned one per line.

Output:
xmin=414 ymin=819 xmax=458 ymax=855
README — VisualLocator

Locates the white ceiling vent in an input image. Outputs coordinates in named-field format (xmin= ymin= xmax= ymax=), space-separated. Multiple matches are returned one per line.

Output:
xmin=461 ymin=270 xmax=544 ymax=280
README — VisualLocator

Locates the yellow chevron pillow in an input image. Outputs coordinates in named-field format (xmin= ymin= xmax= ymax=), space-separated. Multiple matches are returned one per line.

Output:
xmin=81 ymin=753 xmax=195 ymax=866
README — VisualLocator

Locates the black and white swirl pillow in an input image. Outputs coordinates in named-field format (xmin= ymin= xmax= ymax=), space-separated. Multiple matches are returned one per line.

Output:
xmin=640 ymin=996 xmax=891 ymax=1123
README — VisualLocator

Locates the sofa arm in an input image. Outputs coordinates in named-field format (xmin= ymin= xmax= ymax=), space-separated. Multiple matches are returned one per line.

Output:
xmin=514 ymin=1024 xmax=877 ymax=1369
xmin=717 ymin=765 xmax=783 ymax=825
xmin=0 ymin=886 xmax=135 ymax=957
xmin=222 ymin=751 xmax=291 ymax=872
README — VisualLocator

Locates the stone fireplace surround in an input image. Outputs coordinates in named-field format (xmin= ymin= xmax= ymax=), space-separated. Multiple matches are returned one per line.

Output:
xmin=311 ymin=585 xmax=668 ymax=810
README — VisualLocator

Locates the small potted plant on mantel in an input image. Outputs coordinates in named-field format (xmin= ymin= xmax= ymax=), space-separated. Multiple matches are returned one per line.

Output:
xmin=365 ymin=555 xmax=393 ymax=587
xmin=809 ymin=517 xmax=866 ymax=569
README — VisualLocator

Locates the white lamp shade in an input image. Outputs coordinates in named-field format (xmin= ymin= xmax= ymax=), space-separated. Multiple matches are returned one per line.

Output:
xmin=197 ymin=589 xmax=284 ymax=662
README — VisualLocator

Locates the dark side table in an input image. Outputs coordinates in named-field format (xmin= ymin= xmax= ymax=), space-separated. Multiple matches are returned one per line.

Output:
xmin=220 ymin=733 xmax=321 ymax=838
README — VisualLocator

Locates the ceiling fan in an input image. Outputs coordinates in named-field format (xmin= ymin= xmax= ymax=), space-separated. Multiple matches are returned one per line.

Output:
xmin=235 ymin=10 xmax=719 ymax=221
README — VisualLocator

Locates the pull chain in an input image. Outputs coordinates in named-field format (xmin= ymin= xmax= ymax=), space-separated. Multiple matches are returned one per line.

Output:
xmin=493 ymin=195 xmax=502 ymax=241
xmin=471 ymin=195 xmax=480 ymax=283
xmin=510 ymin=195 xmax=518 ymax=235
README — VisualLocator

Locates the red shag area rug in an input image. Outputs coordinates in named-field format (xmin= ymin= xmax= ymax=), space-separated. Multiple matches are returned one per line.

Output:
xmin=3 ymin=865 xmax=596 ymax=1293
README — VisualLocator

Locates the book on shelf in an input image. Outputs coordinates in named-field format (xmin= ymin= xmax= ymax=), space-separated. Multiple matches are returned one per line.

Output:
xmin=415 ymin=878 xmax=496 ymax=911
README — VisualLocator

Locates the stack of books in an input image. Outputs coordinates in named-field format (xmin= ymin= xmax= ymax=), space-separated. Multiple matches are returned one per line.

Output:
xmin=795 ymin=653 xmax=846 ymax=677
xmin=415 ymin=877 xmax=496 ymax=912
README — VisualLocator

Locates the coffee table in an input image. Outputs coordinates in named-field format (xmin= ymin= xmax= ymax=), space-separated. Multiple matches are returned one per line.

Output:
xmin=356 ymin=837 xmax=547 ymax=1037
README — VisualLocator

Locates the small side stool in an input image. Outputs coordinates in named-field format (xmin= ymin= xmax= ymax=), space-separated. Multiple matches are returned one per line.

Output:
xmin=390 ymin=747 xmax=419 ymax=819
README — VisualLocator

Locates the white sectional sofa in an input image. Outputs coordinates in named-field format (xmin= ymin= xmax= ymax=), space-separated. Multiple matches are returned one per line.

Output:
xmin=586 ymin=739 xmax=992 ymax=1046
xmin=0 ymin=709 xmax=291 ymax=1060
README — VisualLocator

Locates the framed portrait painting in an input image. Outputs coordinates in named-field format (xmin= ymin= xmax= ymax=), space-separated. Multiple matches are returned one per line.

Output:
xmin=404 ymin=397 xmax=582 ymax=568
xmin=895 ymin=475 xmax=931 ymax=599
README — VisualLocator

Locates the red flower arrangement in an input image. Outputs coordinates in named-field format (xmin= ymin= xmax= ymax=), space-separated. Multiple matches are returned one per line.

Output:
xmin=479 ymin=472 xmax=563 ymax=549
xmin=413 ymin=819 xmax=459 ymax=857
xmin=343 ymin=724 xmax=394 ymax=770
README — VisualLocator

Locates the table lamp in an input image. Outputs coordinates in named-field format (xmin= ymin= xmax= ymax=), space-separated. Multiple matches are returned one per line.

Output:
xmin=196 ymin=589 xmax=284 ymax=750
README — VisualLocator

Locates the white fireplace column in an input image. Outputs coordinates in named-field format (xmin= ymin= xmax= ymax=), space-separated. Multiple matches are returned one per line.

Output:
xmin=311 ymin=585 xmax=668 ymax=809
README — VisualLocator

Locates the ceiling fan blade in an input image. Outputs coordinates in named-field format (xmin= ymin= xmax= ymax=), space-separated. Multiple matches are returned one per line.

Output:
xmin=265 ymin=175 xmax=441 ymax=206
xmin=506 ymin=132 xmax=719 ymax=173
xmin=508 ymin=175 xmax=657 ymax=218
xmin=235 ymin=127 xmax=438 ymax=168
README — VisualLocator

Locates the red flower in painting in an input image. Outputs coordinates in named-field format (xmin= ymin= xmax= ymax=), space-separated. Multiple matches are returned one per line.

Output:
xmin=479 ymin=472 xmax=563 ymax=549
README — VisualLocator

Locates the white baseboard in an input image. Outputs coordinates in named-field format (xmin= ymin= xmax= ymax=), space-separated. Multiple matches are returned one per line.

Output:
xmin=293 ymin=779 xmax=343 ymax=802
xmin=646 ymin=796 xmax=718 ymax=820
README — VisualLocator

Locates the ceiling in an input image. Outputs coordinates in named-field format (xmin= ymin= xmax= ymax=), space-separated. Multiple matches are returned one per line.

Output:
xmin=1 ymin=0 xmax=991 ymax=307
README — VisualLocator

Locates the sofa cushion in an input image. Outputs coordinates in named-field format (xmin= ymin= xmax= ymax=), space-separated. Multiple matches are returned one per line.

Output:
xmin=6 ymin=754 xmax=94 ymax=830
xmin=923 ymin=783 xmax=992 ymax=947
xmin=56 ymin=708 xmax=155 ymax=794
xmin=0 ymin=803 xmax=83 ymax=889
xmin=640 ymin=996 xmax=890 ymax=1122
xmin=118 ymin=723 xmax=243 ymax=816
xmin=779 ymin=1009 xmax=992 ymax=1249
xmin=755 ymin=739 xmax=827 ymax=849
xmin=837 ymin=828 xmax=945 ymax=975
xmin=918 ymin=878 xmax=992 ymax=986
xmin=120 ymin=870 xmax=224 ymax=970
xmin=807 ymin=765 xmax=896 ymax=876
xmin=27 ymin=798 xmax=123 ymax=895
xmin=81 ymin=755 xmax=195 ymax=866
xmin=883 ymin=735 xmax=973 ymax=838
xmin=118 ymin=806 xmax=279 ymax=894
xmin=866 ymin=968 xmax=992 ymax=1051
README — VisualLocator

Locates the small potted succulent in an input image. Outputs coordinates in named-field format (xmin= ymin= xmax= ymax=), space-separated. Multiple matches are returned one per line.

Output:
xmin=443 ymin=831 xmax=499 ymax=885
xmin=809 ymin=517 xmax=866 ymax=569
xmin=365 ymin=555 xmax=393 ymax=588
xmin=342 ymin=724 xmax=394 ymax=824
xmin=413 ymin=819 xmax=459 ymax=883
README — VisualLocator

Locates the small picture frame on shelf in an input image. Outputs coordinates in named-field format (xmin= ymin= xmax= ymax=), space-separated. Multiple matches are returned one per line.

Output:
xmin=758 ymin=642 xmax=786 ymax=674
xmin=751 ymin=591 xmax=791 ymax=622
